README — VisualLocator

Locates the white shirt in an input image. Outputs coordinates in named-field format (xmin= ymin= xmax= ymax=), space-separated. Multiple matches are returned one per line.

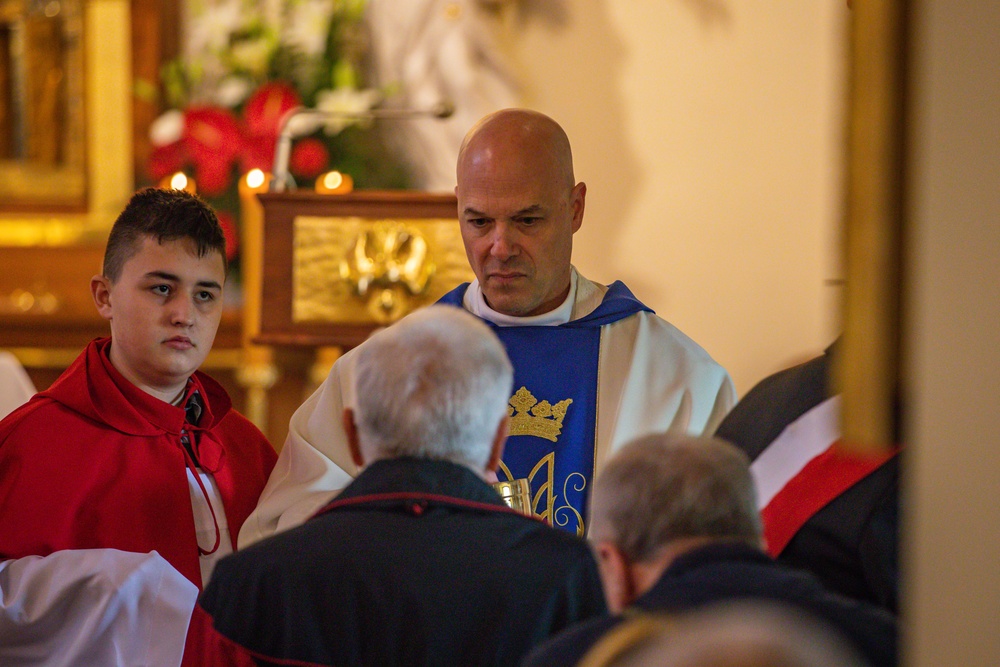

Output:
xmin=188 ymin=469 xmax=233 ymax=586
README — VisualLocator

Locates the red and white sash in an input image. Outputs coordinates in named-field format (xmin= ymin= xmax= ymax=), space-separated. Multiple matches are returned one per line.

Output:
xmin=751 ymin=396 xmax=897 ymax=557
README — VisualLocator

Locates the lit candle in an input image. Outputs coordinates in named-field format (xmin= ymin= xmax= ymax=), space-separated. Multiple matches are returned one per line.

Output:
xmin=237 ymin=168 xmax=277 ymax=429
xmin=244 ymin=168 xmax=269 ymax=192
xmin=315 ymin=170 xmax=354 ymax=195
xmin=237 ymin=169 xmax=273 ymax=340
xmin=159 ymin=171 xmax=197 ymax=194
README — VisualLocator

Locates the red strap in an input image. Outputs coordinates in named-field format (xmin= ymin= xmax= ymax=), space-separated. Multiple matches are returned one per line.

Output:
xmin=761 ymin=444 xmax=898 ymax=557
xmin=312 ymin=491 xmax=537 ymax=522
xmin=182 ymin=446 xmax=221 ymax=558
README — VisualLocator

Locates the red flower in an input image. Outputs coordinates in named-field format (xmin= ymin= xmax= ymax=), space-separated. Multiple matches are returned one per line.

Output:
xmin=290 ymin=138 xmax=330 ymax=178
xmin=238 ymin=82 xmax=303 ymax=174
xmin=196 ymin=159 xmax=233 ymax=197
xmin=240 ymin=133 xmax=279 ymax=174
xmin=148 ymin=140 xmax=189 ymax=181
xmin=217 ymin=211 xmax=239 ymax=262
xmin=182 ymin=106 xmax=244 ymax=195
xmin=244 ymin=81 xmax=301 ymax=140
xmin=183 ymin=106 xmax=244 ymax=164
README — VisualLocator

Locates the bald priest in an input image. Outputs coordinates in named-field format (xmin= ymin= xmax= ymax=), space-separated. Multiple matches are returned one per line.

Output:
xmin=240 ymin=108 xmax=735 ymax=544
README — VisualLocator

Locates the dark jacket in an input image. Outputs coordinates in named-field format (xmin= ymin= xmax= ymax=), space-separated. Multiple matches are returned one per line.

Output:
xmin=196 ymin=456 xmax=607 ymax=666
xmin=523 ymin=542 xmax=897 ymax=667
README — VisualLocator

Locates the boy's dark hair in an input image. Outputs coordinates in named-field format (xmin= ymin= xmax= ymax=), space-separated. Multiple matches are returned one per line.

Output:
xmin=103 ymin=187 xmax=228 ymax=281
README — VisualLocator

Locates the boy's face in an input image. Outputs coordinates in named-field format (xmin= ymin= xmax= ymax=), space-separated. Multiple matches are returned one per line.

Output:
xmin=92 ymin=235 xmax=225 ymax=401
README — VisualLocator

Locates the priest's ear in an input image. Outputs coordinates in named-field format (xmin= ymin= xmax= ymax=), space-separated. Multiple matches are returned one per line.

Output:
xmin=91 ymin=275 xmax=114 ymax=321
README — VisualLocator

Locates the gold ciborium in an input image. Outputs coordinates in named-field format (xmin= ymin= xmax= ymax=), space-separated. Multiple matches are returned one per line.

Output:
xmin=492 ymin=478 xmax=533 ymax=516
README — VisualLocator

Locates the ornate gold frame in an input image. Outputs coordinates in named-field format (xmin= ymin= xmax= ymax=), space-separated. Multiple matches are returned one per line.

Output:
xmin=0 ymin=0 xmax=133 ymax=246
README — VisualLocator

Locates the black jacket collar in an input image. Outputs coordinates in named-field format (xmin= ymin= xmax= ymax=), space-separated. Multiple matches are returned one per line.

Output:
xmin=315 ymin=456 xmax=509 ymax=517
xmin=661 ymin=541 xmax=771 ymax=577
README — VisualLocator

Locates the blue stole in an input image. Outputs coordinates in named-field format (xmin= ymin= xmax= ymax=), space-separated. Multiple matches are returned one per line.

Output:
xmin=437 ymin=282 xmax=651 ymax=535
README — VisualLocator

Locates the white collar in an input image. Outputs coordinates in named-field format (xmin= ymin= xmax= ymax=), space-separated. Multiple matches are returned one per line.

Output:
xmin=463 ymin=268 xmax=579 ymax=327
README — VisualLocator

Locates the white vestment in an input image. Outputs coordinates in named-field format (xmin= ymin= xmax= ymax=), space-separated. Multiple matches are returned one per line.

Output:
xmin=239 ymin=269 xmax=736 ymax=547
xmin=0 ymin=550 xmax=198 ymax=667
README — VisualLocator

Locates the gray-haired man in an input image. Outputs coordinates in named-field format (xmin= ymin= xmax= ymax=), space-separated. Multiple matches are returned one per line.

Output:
xmin=193 ymin=306 xmax=606 ymax=666
xmin=524 ymin=434 xmax=897 ymax=667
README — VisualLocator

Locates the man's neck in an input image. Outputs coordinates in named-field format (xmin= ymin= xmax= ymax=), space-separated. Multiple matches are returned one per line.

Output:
xmin=143 ymin=382 xmax=190 ymax=406
xmin=107 ymin=350 xmax=189 ymax=404
xmin=168 ymin=384 xmax=191 ymax=407
xmin=630 ymin=536 xmax=721 ymax=599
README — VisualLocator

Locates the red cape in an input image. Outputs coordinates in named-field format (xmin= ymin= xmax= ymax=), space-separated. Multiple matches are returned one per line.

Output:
xmin=0 ymin=338 xmax=276 ymax=588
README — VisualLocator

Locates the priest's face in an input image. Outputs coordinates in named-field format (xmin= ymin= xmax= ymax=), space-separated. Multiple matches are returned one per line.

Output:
xmin=456 ymin=118 xmax=586 ymax=317
xmin=92 ymin=235 xmax=225 ymax=401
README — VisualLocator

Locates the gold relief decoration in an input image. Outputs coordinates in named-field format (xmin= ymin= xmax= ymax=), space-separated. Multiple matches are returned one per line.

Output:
xmin=507 ymin=387 xmax=573 ymax=442
xmin=0 ymin=0 xmax=87 ymax=210
xmin=292 ymin=216 xmax=474 ymax=325
xmin=339 ymin=221 xmax=436 ymax=323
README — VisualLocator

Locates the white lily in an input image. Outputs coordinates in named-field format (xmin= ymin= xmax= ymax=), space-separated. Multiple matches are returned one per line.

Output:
xmin=284 ymin=0 xmax=336 ymax=57
xmin=187 ymin=0 xmax=247 ymax=55
xmin=149 ymin=109 xmax=185 ymax=146
xmin=215 ymin=76 xmax=254 ymax=108
xmin=315 ymin=87 xmax=382 ymax=135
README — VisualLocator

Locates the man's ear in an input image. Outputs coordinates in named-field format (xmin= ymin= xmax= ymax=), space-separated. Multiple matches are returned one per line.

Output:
xmin=570 ymin=181 xmax=586 ymax=233
xmin=343 ymin=408 xmax=365 ymax=468
xmin=594 ymin=541 xmax=636 ymax=614
xmin=485 ymin=414 xmax=509 ymax=475
xmin=91 ymin=275 xmax=113 ymax=321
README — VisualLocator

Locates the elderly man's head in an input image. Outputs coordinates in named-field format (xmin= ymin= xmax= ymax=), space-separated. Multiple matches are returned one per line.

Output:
xmin=455 ymin=109 xmax=586 ymax=317
xmin=344 ymin=306 xmax=513 ymax=476
xmin=589 ymin=435 xmax=762 ymax=612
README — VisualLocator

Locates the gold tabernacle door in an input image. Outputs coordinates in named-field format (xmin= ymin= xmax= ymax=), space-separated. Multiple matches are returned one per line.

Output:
xmin=255 ymin=191 xmax=473 ymax=350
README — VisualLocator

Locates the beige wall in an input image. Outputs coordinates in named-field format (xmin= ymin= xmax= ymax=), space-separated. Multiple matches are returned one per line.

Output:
xmin=904 ymin=1 xmax=1000 ymax=664
xmin=507 ymin=1 xmax=849 ymax=394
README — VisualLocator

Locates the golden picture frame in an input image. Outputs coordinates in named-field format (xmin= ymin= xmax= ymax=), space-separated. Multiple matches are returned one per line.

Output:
xmin=0 ymin=0 xmax=132 ymax=245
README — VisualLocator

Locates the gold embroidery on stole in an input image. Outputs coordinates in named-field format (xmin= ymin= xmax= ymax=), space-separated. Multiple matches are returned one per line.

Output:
xmin=507 ymin=387 xmax=572 ymax=442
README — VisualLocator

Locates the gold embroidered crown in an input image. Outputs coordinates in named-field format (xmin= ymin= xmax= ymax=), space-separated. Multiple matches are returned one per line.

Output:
xmin=507 ymin=387 xmax=573 ymax=442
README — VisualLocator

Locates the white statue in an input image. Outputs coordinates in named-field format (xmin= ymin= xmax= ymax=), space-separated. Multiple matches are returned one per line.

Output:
xmin=363 ymin=0 xmax=523 ymax=191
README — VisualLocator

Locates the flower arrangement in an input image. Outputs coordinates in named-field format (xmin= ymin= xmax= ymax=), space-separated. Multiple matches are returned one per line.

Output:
xmin=145 ymin=0 xmax=410 ymax=269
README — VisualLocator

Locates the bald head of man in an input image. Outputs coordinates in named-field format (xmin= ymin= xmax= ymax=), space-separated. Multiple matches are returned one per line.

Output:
xmin=455 ymin=109 xmax=587 ymax=317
